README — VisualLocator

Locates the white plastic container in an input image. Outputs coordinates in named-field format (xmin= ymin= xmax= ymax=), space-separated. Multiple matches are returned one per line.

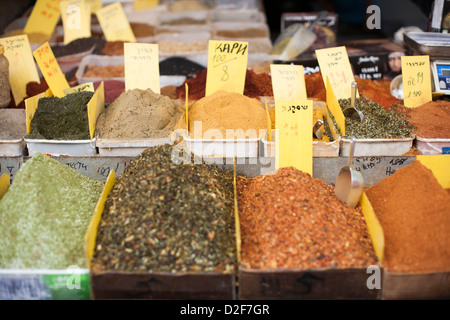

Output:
xmin=159 ymin=10 xmax=210 ymax=26
xmin=184 ymin=137 xmax=260 ymax=158
xmin=96 ymin=137 xmax=173 ymax=156
xmin=340 ymin=137 xmax=415 ymax=157
xmin=25 ymin=138 xmax=97 ymax=157
xmin=212 ymin=22 xmax=270 ymax=39
xmin=415 ymin=136 xmax=450 ymax=155
xmin=261 ymin=135 xmax=341 ymax=157
xmin=0 ymin=139 xmax=26 ymax=156
xmin=210 ymin=9 xmax=265 ymax=23
xmin=76 ymin=55 xmax=124 ymax=84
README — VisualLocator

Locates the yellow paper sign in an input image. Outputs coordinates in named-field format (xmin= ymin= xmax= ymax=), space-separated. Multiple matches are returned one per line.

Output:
xmin=270 ymin=64 xmax=307 ymax=102
xmin=401 ymin=55 xmax=432 ymax=108
xmin=63 ymin=82 xmax=95 ymax=95
xmin=24 ymin=0 xmax=62 ymax=37
xmin=87 ymin=81 xmax=105 ymax=139
xmin=25 ymin=88 xmax=53 ymax=134
xmin=134 ymin=0 xmax=159 ymax=11
xmin=0 ymin=35 xmax=40 ymax=105
xmin=264 ymin=99 xmax=272 ymax=142
xmin=316 ymin=46 xmax=356 ymax=99
xmin=275 ymin=100 xmax=313 ymax=175
xmin=0 ymin=173 xmax=10 ymax=200
xmin=60 ymin=0 xmax=92 ymax=45
xmin=124 ymin=43 xmax=160 ymax=93
xmin=326 ymin=76 xmax=345 ymax=136
xmin=360 ymin=192 xmax=385 ymax=263
xmin=205 ymin=40 xmax=248 ymax=96
xmin=185 ymin=83 xmax=189 ymax=132
xmin=417 ymin=155 xmax=450 ymax=189
xmin=33 ymin=42 xmax=70 ymax=97
xmin=85 ymin=0 xmax=102 ymax=13
xmin=96 ymin=2 xmax=136 ymax=42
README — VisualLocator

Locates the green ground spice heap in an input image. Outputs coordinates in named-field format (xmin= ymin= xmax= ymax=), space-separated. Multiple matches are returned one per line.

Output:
xmin=26 ymin=91 xmax=94 ymax=140
xmin=92 ymin=144 xmax=237 ymax=273
xmin=0 ymin=153 xmax=103 ymax=269
xmin=337 ymin=98 xmax=415 ymax=139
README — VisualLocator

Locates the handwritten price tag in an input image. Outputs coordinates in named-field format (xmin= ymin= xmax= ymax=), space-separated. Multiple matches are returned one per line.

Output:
xmin=60 ymin=0 xmax=91 ymax=45
xmin=33 ymin=42 xmax=70 ymax=97
xmin=205 ymin=40 xmax=248 ymax=96
xmin=270 ymin=64 xmax=307 ymax=103
xmin=24 ymin=0 xmax=61 ymax=37
xmin=0 ymin=35 xmax=40 ymax=105
xmin=134 ymin=0 xmax=159 ymax=11
xmin=96 ymin=2 xmax=136 ymax=42
xmin=316 ymin=46 xmax=356 ymax=99
xmin=124 ymin=43 xmax=160 ymax=93
xmin=401 ymin=55 xmax=432 ymax=108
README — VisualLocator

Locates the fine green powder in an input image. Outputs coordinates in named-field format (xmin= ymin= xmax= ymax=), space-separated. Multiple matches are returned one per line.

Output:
xmin=0 ymin=153 xmax=103 ymax=269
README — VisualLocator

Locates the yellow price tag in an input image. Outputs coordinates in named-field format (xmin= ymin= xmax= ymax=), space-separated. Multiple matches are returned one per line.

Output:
xmin=417 ymin=155 xmax=450 ymax=189
xmin=0 ymin=35 xmax=40 ymax=105
xmin=401 ymin=55 xmax=432 ymax=108
xmin=264 ymin=99 xmax=272 ymax=142
xmin=134 ymin=0 xmax=159 ymax=11
xmin=270 ymin=64 xmax=307 ymax=102
xmin=360 ymin=192 xmax=385 ymax=263
xmin=25 ymin=89 xmax=53 ymax=134
xmin=326 ymin=76 xmax=345 ymax=136
xmin=60 ymin=0 xmax=92 ymax=45
xmin=205 ymin=40 xmax=248 ymax=96
xmin=63 ymin=82 xmax=95 ymax=95
xmin=0 ymin=173 xmax=10 ymax=200
xmin=87 ymin=81 xmax=105 ymax=139
xmin=96 ymin=2 xmax=136 ymax=42
xmin=85 ymin=0 xmax=102 ymax=13
xmin=316 ymin=46 xmax=356 ymax=100
xmin=23 ymin=0 xmax=62 ymax=37
xmin=33 ymin=42 xmax=70 ymax=98
xmin=275 ymin=100 xmax=313 ymax=175
xmin=124 ymin=43 xmax=160 ymax=93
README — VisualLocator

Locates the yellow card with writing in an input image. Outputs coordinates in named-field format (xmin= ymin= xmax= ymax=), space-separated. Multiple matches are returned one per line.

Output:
xmin=63 ymin=82 xmax=95 ymax=95
xmin=270 ymin=64 xmax=307 ymax=102
xmin=96 ymin=2 xmax=136 ymax=42
xmin=316 ymin=46 xmax=356 ymax=99
xmin=60 ymin=0 xmax=91 ymax=45
xmin=401 ymin=55 xmax=432 ymax=108
xmin=24 ymin=0 xmax=61 ymax=37
xmin=124 ymin=43 xmax=159 ymax=93
xmin=25 ymin=89 xmax=53 ymax=134
xmin=360 ymin=192 xmax=385 ymax=263
xmin=326 ymin=76 xmax=345 ymax=136
xmin=33 ymin=42 xmax=70 ymax=97
xmin=417 ymin=155 xmax=450 ymax=189
xmin=205 ymin=40 xmax=248 ymax=96
xmin=85 ymin=0 xmax=102 ymax=13
xmin=0 ymin=173 xmax=10 ymax=200
xmin=0 ymin=35 xmax=40 ymax=105
xmin=87 ymin=81 xmax=105 ymax=139
xmin=134 ymin=0 xmax=159 ymax=11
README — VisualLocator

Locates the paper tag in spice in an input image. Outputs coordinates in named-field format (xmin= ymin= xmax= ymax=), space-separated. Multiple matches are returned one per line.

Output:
xmin=326 ymin=76 xmax=345 ymax=136
xmin=63 ymin=82 xmax=94 ymax=95
xmin=205 ymin=40 xmax=248 ymax=96
xmin=316 ymin=46 xmax=356 ymax=100
xmin=0 ymin=35 xmax=40 ymax=105
xmin=0 ymin=173 xmax=10 ymax=200
xmin=96 ymin=2 xmax=136 ymax=42
xmin=87 ymin=81 xmax=105 ymax=139
xmin=85 ymin=0 xmax=101 ymax=13
xmin=275 ymin=100 xmax=313 ymax=175
xmin=25 ymin=89 xmax=53 ymax=134
xmin=270 ymin=64 xmax=307 ymax=102
xmin=134 ymin=0 xmax=159 ymax=11
xmin=417 ymin=155 xmax=450 ymax=189
xmin=33 ymin=42 xmax=70 ymax=98
xmin=185 ymin=83 xmax=189 ymax=132
xmin=401 ymin=55 xmax=432 ymax=108
xmin=264 ymin=99 xmax=272 ymax=142
xmin=124 ymin=43 xmax=160 ymax=93
xmin=23 ymin=0 xmax=61 ymax=37
xmin=60 ymin=0 xmax=92 ymax=45
xmin=360 ymin=192 xmax=385 ymax=263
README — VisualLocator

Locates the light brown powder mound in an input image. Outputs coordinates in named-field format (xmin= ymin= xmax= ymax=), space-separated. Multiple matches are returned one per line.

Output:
xmin=407 ymin=100 xmax=450 ymax=138
xmin=96 ymin=88 xmax=183 ymax=139
xmin=175 ymin=90 xmax=268 ymax=139
xmin=366 ymin=160 xmax=450 ymax=273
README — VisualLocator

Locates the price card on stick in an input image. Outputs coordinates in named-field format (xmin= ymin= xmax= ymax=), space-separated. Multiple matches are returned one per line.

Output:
xmin=0 ymin=35 xmax=40 ymax=105
xmin=23 ymin=0 xmax=62 ymax=38
xmin=275 ymin=99 xmax=313 ymax=175
xmin=87 ymin=81 xmax=105 ymax=139
xmin=401 ymin=55 xmax=432 ymax=108
xmin=33 ymin=42 xmax=70 ymax=97
xmin=316 ymin=46 xmax=357 ymax=100
xmin=124 ymin=43 xmax=160 ymax=93
xmin=205 ymin=40 xmax=248 ymax=96
xmin=60 ymin=0 xmax=92 ymax=45
xmin=96 ymin=2 xmax=136 ymax=42
xmin=270 ymin=64 xmax=307 ymax=102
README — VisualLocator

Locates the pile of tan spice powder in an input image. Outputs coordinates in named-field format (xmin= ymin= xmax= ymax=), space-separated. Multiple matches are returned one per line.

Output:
xmin=237 ymin=167 xmax=378 ymax=270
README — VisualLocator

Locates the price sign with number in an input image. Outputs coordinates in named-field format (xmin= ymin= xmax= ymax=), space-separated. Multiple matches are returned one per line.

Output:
xmin=205 ymin=40 xmax=248 ymax=96
xmin=270 ymin=64 xmax=307 ymax=103
xmin=60 ymin=0 xmax=91 ymax=45
xmin=24 ymin=0 xmax=61 ymax=37
xmin=401 ymin=55 xmax=432 ymax=108
xmin=275 ymin=99 xmax=313 ymax=175
xmin=96 ymin=2 xmax=136 ymax=42
xmin=124 ymin=43 xmax=160 ymax=93
xmin=316 ymin=46 xmax=356 ymax=100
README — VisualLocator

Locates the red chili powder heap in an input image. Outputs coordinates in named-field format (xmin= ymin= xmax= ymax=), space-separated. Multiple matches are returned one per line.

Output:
xmin=404 ymin=100 xmax=450 ymax=139
xmin=366 ymin=160 xmax=450 ymax=273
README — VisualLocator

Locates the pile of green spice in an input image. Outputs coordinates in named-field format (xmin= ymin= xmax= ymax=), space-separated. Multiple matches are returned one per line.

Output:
xmin=92 ymin=144 xmax=237 ymax=273
xmin=0 ymin=153 xmax=103 ymax=269
xmin=336 ymin=98 xmax=415 ymax=139
xmin=26 ymin=91 xmax=94 ymax=140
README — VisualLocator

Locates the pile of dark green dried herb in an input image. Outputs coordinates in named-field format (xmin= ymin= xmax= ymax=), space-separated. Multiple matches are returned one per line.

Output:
xmin=26 ymin=91 xmax=93 ymax=140
xmin=92 ymin=144 xmax=237 ymax=274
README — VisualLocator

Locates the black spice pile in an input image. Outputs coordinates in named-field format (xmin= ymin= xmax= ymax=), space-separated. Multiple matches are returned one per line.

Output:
xmin=91 ymin=145 xmax=237 ymax=274
xmin=52 ymin=37 xmax=106 ymax=58
xmin=159 ymin=57 xmax=206 ymax=79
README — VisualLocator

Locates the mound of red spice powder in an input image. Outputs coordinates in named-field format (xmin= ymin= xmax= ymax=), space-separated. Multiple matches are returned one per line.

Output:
xmin=236 ymin=167 xmax=377 ymax=270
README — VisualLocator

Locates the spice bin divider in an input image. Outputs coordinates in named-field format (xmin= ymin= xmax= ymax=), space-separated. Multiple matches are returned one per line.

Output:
xmin=25 ymin=138 xmax=97 ymax=157
xmin=340 ymin=136 xmax=415 ymax=157
xmin=0 ymin=139 xmax=27 ymax=156
xmin=415 ymin=136 xmax=450 ymax=155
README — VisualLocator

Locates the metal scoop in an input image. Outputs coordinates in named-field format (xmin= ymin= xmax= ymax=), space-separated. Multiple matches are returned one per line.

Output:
xmin=334 ymin=137 xmax=363 ymax=208
xmin=312 ymin=118 xmax=324 ymax=140
xmin=343 ymin=81 xmax=364 ymax=122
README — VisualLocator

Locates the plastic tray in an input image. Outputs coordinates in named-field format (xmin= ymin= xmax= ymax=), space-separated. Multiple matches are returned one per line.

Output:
xmin=403 ymin=32 xmax=450 ymax=58
xmin=25 ymin=138 xmax=97 ymax=157
xmin=184 ymin=137 xmax=260 ymax=158
xmin=415 ymin=136 xmax=450 ymax=155
xmin=96 ymin=137 xmax=173 ymax=156
xmin=210 ymin=8 xmax=265 ymax=22
xmin=340 ymin=137 xmax=414 ymax=157
xmin=262 ymin=136 xmax=341 ymax=157
xmin=0 ymin=140 xmax=26 ymax=156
